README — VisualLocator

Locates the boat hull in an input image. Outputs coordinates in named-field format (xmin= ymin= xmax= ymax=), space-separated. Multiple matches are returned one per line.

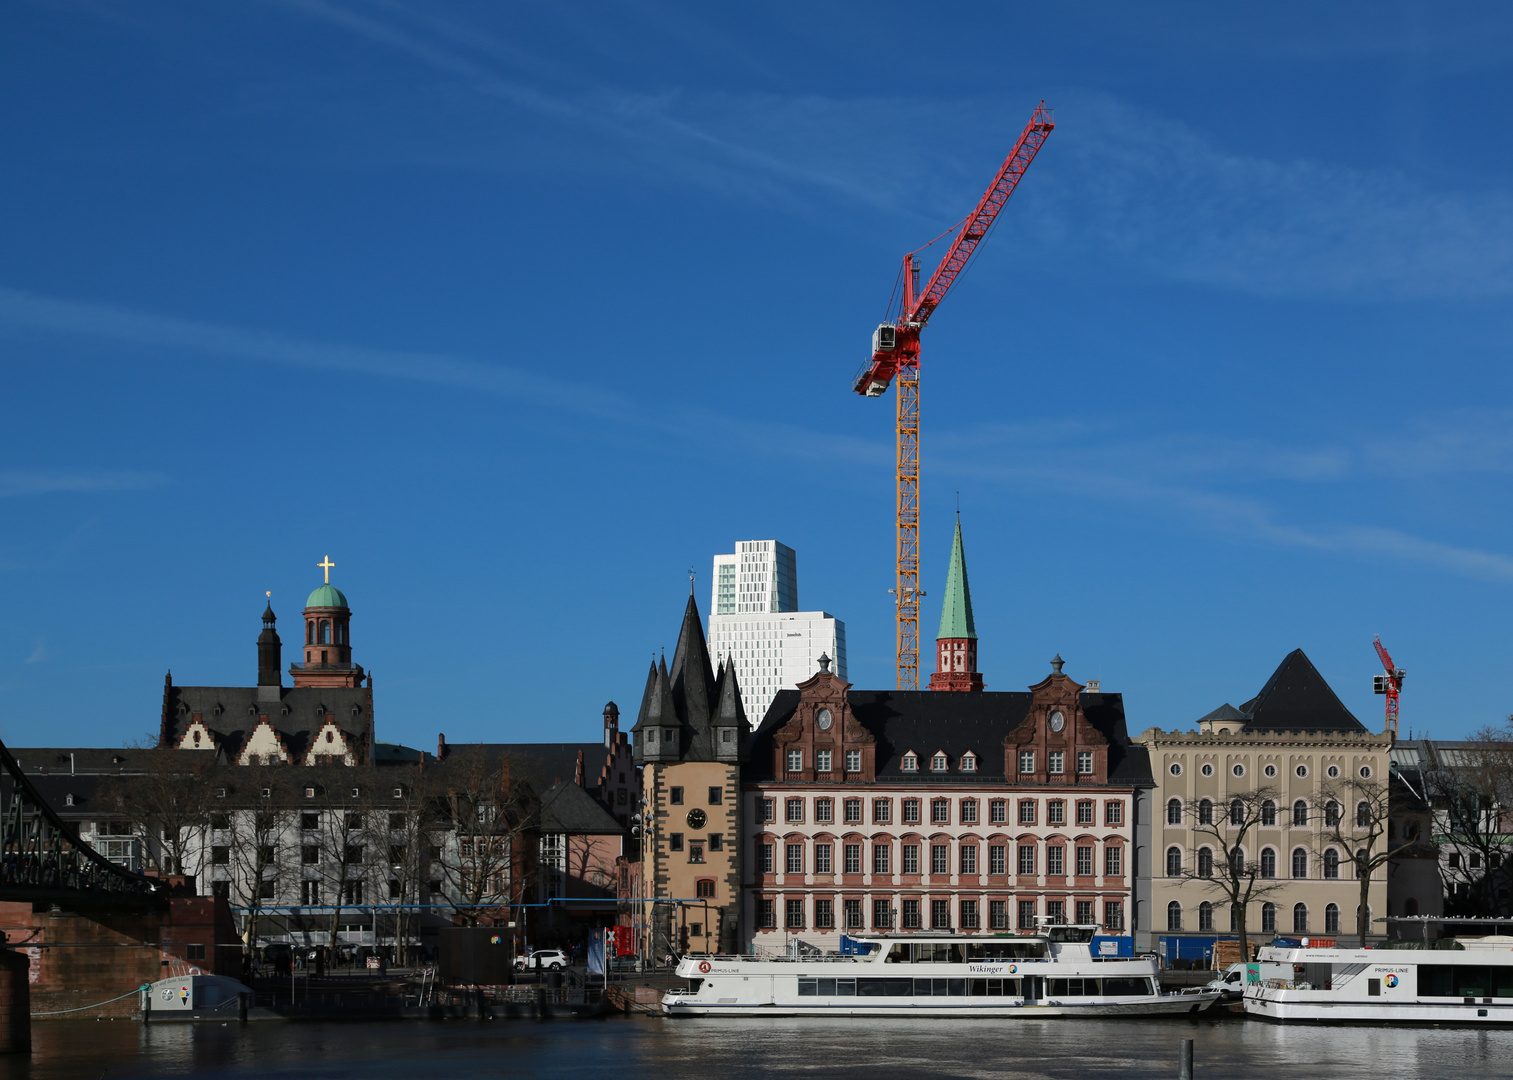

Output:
xmin=664 ymin=993 xmax=1220 ymax=1018
xmin=1246 ymin=994 xmax=1513 ymax=1026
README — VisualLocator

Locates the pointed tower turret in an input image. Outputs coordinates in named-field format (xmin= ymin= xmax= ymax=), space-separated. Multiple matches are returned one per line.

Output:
xmin=668 ymin=593 xmax=718 ymax=757
xmin=632 ymin=657 xmax=683 ymax=764
xmin=712 ymin=659 xmax=749 ymax=763
xmin=257 ymin=597 xmax=283 ymax=702
xmin=929 ymin=516 xmax=984 ymax=691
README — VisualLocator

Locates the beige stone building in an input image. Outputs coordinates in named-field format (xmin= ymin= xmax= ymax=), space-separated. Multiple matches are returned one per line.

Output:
xmin=631 ymin=595 xmax=748 ymax=957
xmin=1138 ymin=650 xmax=1392 ymax=959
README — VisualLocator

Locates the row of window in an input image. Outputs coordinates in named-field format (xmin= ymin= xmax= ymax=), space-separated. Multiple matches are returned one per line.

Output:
xmin=1167 ymin=899 xmax=1358 ymax=936
xmin=209 ymin=877 xmax=473 ymax=905
xmin=1017 ymin=750 xmax=1095 ymax=775
xmin=668 ymin=786 xmax=723 ymax=806
xmin=786 ymin=749 xmax=864 ymax=773
xmin=1167 ymin=762 xmax=1372 ymax=780
xmin=1164 ymin=845 xmax=1366 ymax=879
xmin=757 ymin=896 xmax=1125 ymax=932
xmin=759 ymin=796 xmax=1125 ymax=828
xmin=793 ymin=976 xmax=1153 ymax=998
xmin=1165 ymin=798 xmax=1372 ymax=828
xmin=759 ymin=839 xmax=1123 ymax=878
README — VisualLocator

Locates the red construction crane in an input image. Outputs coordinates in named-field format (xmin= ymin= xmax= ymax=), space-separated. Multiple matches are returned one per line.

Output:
xmin=1373 ymin=636 xmax=1404 ymax=740
xmin=852 ymin=101 xmax=1055 ymax=690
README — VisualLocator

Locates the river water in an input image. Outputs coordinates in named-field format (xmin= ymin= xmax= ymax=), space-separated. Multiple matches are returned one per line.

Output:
xmin=3 ymin=1014 xmax=1510 ymax=1080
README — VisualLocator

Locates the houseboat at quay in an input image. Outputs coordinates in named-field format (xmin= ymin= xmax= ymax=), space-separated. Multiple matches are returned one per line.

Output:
xmin=1245 ymin=936 xmax=1513 ymax=1024
xmin=663 ymin=925 xmax=1223 ymax=1018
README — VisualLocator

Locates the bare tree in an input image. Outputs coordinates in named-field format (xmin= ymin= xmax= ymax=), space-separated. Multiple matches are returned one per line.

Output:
xmin=1422 ymin=723 xmax=1513 ymax=918
xmin=1317 ymin=774 xmax=1416 ymax=947
xmin=363 ymin=766 xmax=432 ymax=966
xmin=97 ymin=748 xmax=214 ymax=883
xmin=302 ymin=766 xmax=382 ymax=952
xmin=1176 ymin=787 xmax=1288 ymax=960
xmin=222 ymin=766 xmax=298 ymax=950
xmin=428 ymin=748 xmax=538 ymax=927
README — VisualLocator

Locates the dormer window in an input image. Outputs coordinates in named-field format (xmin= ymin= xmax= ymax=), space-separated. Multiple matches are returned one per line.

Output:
xmin=845 ymin=750 xmax=862 ymax=773
xmin=931 ymin=753 xmax=948 ymax=772
xmin=961 ymin=752 xmax=978 ymax=772
xmin=65 ymin=794 xmax=74 ymax=806
xmin=261 ymin=787 xmax=272 ymax=798
xmin=901 ymin=752 xmax=918 ymax=772
xmin=816 ymin=750 xmax=832 ymax=773
xmin=306 ymin=787 xmax=316 ymax=798
xmin=646 ymin=730 xmax=657 ymax=743
xmin=1018 ymin=750 xmax=1035 ymax=774
xmin=786 ymin=749 xmax=803 ymax=773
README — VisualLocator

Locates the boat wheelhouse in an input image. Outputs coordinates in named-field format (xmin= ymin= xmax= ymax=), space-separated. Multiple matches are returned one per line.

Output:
xmin=664 ymin=925 xmax=1221 ymax=1017
xmin=1245 ymin=936 xmax=1513 ymax=1024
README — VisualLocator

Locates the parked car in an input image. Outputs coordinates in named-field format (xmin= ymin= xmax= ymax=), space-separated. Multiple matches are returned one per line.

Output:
xmin=514 ymin=949 xmax=569 ymax=971
xmin=608 ymin=955 xmax=643 ymax=973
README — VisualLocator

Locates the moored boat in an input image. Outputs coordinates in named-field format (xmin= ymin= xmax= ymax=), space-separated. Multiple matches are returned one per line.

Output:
xmin=1245 ymin=936 xmax=1513 ymax=1024
xmin=662 ymin=924 xmax=1222 ymax=1017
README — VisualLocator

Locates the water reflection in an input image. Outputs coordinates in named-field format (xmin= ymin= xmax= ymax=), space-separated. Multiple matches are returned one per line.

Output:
xmin=2 ymin=1015 xmax=1509 ymax=1080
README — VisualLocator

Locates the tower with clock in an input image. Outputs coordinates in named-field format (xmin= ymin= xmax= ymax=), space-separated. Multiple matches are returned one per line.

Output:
xmin=631 ymin=591 xmax=750 ymax=957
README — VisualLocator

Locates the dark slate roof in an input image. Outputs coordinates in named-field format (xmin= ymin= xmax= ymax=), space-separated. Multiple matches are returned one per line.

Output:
xmin=506 ymin=743 xmax=625 ymax=791
xmin=745 ymin=690 xmax=1152 ymax=786
xmin=538 ymin=779 xmax=624 ymax=834
xmin=668 ymin=594 xmax=717 ymax=759
xmin=374 ymin=742 xmax=431 ymax=766
xmin=1238 ymin=649 xmax=1366 ymax=733
xmin=162 ymin=684 xmax=371 ymax=761
xmin=1198 ymin=703 xmax=1249 ymax=724
xmin=6 ymin=748 xmax=145 ymax=775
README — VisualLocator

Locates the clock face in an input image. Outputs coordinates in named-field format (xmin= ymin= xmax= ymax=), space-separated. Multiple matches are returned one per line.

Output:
xmin=1049 ymin=710 xmax=1065 ymax=733
xmin=686 ymin=808 xmax=707 ymax=829
xmin=816 ymin=708 xmax=833 ymax=731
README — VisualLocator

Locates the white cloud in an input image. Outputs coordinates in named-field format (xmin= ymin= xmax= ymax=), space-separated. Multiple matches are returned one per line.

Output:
xmin=25 ymin=640 xmax=47 ymax=665
xmin=0 ymin=468 xmax=166 ymax=499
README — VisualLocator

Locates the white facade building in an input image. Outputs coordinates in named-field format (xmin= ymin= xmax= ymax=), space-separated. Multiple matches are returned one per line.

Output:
xmin=709 ymin=539 xmax=846 ymax=723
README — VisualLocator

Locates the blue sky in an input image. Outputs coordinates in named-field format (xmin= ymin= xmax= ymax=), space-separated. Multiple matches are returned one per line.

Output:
xmin=3 ymin=1 xmax=1512 ymax=750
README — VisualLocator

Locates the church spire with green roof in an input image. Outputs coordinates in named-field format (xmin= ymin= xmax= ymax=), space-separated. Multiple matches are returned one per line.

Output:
xmin=929 ymin=516 xmax=983 ymax=691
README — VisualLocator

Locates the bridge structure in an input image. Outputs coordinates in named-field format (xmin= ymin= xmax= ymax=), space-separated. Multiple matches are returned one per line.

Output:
xmin=0 ymin=740 xmax=162 ymax=910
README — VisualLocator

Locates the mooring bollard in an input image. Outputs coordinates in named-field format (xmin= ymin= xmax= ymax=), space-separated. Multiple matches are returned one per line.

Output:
xmin=1178 ymin=1038 xmax=1193 ymax=1080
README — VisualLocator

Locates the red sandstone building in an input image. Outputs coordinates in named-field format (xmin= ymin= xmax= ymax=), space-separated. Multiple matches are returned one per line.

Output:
xmin=740 ymin=523 xmax=1152 ymax=949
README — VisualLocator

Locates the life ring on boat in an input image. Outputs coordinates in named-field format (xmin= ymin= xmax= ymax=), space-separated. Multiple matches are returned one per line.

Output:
xmin=1009 ymin=964 xmax=1018 ymax=974
xmin=698 ymin=960 xmax=712 ymax=973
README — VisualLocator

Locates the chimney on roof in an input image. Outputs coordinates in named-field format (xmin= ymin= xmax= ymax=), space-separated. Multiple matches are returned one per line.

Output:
xmin=575 ymin=750 xmax=585 ymax=787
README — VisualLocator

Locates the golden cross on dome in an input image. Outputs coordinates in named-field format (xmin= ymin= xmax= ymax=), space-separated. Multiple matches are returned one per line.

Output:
xmin=318 ymin=556 xmax=336 ymax=584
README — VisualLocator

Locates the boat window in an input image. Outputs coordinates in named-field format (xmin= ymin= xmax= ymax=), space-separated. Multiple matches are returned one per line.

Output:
xmin=1418 ymin=966 xmax=1513 ymax=998
xmin=797 ymin=978 xmax=858 ymax=996
xmin=968 ymin=978 xmax=1021 ymax=996
xmin=1047 ymin=926 xmax=1095 ymax=944
xmin=886 ymin=942 xmax=966 ymax=963
xmin=686 ymin=979 xmax=703 ymax=994
xmin=857 ymin=978 xmax=916 ymax=996
xmin=966 ymin=940 xmax=1048 ymax=960
xmin=1102 ymin=977 xmax=1154 ymax=996
xmin=1047 ymin=978 xmax=1102 ymax=996
xmin=912 ymin=978 xmax=968 ymax=997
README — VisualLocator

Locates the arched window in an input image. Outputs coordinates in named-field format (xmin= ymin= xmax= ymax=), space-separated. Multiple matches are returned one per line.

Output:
xmin=1166 ymin=847 xmax=1183 ymax=877
xmin=1261 ymin=902 xmax=1277 ymax=934
xmin=1357 ymin=802 xmax=1371 ymax=828
xmin=1260 ymin=847 xmax=1276 ymax=878
xmin=1198 ymin=799 xmax=1214 ymax=825
xmin=307 ymin=621 xmax=315 ymax=644
xmin=1231 ymin=849 xmax=1246 ymax=877
xmin=1325 ymin=904 xmax=1339 ymax=935
xmin=1167 ymin=901 xmax=1183 ymax=931
xmin=321 ymin=620 xmax=332 ymax=644
xmin=1293 ymin=903 xmax=1309 ymax=935
xmin=1292 ymin=800 xmax=1308 ymax=827
xmin=1357 ymin=904 xmax=1370 ymax=934
xmin=1197 ymin=848 xmax=1213 ymax=878
xmin=1261 ymin=800 xmax=1277 ymax=826
xmin=1292 ymin=848 xmax=1309 ymax=878
xmin=1323 ymin=848 xmax=1340 ymax=879
xmin=1230 ymin=799 xmax=1244 ymax=826
xmin=338 ymin=622 xmax=347 ymax=646
xmin=1324 ymin=801 xmax=1341 ymax=828
xmin=1198 ymin=901 xmax=1214 ymax=931
xmin=1356 ymin=849 xmax=1368 ymax=878
xmin=1167 ymin=798 xmax=1182 ymax=825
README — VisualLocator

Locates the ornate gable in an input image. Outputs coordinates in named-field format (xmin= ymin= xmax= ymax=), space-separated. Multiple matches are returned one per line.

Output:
xmin=771 ymin=667 xmax=875 ymax=782
xmin=303 ymin=719 xmax=354 ymax=766
xmin=1004 ymin=656 xmax=1109 ymax=785
xmin=237 ymin=714 xmax=292 ymax=766
xmin=177 ymin=714 xmax=217 ymax=753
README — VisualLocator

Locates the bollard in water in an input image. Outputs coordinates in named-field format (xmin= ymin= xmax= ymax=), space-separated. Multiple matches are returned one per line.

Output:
xmin=1178 ymin=1038 xmax=1193 ymax=1080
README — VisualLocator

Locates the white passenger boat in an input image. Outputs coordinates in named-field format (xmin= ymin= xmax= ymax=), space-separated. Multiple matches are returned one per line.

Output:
xmin=663 ymin=925 xmax=1222 ymax=1018
xmin=1245 ymin=936 xmax=1513 ymax=1024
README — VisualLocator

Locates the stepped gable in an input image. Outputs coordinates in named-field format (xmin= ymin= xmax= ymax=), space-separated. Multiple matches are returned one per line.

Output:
xmin=1238 ymin=649 xmax=1366 ymax=734
xmin=745 ymin=687 xmax=1149 ymax=784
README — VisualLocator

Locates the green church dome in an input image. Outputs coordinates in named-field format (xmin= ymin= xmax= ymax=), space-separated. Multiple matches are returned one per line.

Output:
xmin=305 ymin=583 xmax=349 ymax=610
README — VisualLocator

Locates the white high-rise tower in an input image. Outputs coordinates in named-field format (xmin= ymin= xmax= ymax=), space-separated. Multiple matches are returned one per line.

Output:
xmin=708 ymin=539 xmax=846 ymax=723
